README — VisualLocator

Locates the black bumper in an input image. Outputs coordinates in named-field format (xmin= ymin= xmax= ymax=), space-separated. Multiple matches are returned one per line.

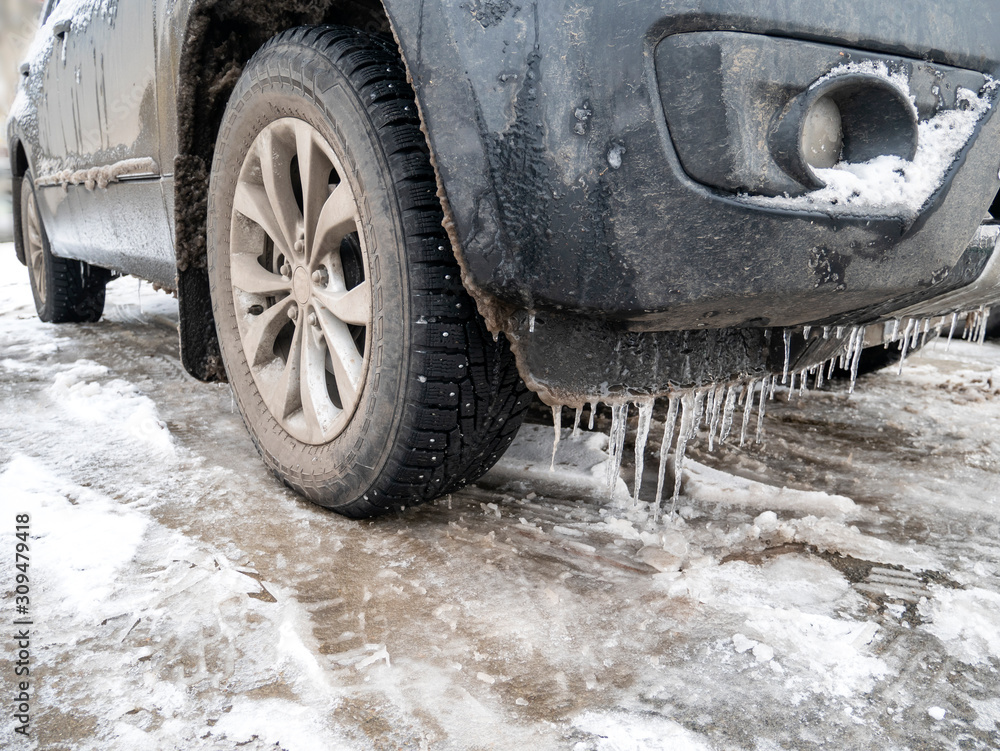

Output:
xmin=388 ymin=0 xmax=1000 ymax=322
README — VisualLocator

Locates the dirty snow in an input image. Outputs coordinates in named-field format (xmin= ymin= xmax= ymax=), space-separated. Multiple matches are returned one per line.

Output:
xmin=1 ymin=243 xmax=1000 ymax=749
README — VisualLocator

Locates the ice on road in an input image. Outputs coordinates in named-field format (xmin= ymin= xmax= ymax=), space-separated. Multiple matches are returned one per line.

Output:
xmin=1 ymin=245 xmax=999 ymax=750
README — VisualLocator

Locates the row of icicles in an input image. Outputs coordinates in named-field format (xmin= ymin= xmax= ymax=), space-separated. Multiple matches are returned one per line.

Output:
xmin=547 ymin=306 xmax=993 ymax=519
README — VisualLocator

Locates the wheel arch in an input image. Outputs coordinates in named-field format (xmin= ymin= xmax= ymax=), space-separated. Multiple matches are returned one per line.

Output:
xmin=171 ymin=0 xmax=392 ymax=381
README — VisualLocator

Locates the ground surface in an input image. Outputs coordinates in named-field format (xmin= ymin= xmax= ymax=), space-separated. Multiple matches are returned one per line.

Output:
xmin=1 ymin=243 xmax=999 ymax=750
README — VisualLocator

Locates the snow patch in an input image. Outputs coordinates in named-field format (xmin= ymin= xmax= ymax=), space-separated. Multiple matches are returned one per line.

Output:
xmin=682 ymin=459 xmax=858 ymax=519
xmin=0 ymin=454 xmax=148 ymax=622
xmin=574 ymin=711 xmax=712 ymax=751
xmin=919 ymin=586 xmax=1000 ymax=664
xmin=742 ymin=609 xmax=887 ymax=697
xmin=35 ymin=157 xmax=160 ymax=191
xmin=50 ymin=360 xmax=174 ymax=455
xmin=211 ymin=697 xmax=351 ymax=751
xmin=757 ymin=513 xmax=936 ymax=570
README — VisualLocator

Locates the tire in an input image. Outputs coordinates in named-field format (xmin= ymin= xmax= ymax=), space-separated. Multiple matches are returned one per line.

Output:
xmin=20 ymin=171 xmax=109 ymax=323
xmin=207 ymin=26 xmax=529 ymax=518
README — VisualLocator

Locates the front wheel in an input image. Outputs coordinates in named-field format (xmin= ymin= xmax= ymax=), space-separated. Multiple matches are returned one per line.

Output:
xmin=207 ymin=26 xmax=529 ymax=518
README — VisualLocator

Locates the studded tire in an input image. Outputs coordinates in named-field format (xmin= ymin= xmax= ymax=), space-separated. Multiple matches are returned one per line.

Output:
xmin=207 ymin=26 xmax=529 ymax=518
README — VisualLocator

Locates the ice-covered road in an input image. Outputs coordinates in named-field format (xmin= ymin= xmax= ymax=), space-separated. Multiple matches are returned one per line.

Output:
xmin=1 ymin=243 xmax=1000 ymax=750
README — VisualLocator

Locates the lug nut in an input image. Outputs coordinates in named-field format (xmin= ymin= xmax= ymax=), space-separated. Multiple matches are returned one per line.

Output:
xmin=280 ymin=262 xmax=291 ymax=279
xmin=287 ymin=303 xmax=298 ymax=320
xmin=307 ymin=312 xmax=319 ymax=327
xmin=311 ymin=268 xmax=329 ymax=286
xmin=294 ymin=238 xmax=305 ymax=254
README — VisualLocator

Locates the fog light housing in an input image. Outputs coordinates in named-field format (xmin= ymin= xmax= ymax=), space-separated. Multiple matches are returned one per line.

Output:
xmin=771 ymin=73 xmax=918 ymax=189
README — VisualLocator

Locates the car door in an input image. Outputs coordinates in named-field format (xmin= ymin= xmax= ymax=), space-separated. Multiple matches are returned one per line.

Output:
xmin=33 ymin=0 xmax=176 ymax=288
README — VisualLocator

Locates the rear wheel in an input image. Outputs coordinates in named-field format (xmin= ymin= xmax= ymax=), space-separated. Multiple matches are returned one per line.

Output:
xmin=207 ymin=26 xmax=529 ymax=518
xmin=20 ymin=171 xmax=108 ymax=323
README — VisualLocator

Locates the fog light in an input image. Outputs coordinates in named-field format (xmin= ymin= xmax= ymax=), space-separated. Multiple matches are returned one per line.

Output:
xmin=770 ymin=73 xmax=918 ymax=190
xmin=801 ymin=96 xmax=843 ymax=170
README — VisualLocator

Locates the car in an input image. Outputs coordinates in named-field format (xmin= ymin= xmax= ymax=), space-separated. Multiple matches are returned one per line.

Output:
xmin=8 ymin=0 xmax=1000 ymax=517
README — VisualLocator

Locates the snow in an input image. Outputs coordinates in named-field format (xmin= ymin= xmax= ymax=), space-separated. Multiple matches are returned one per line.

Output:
xmin=682 ymin=458 xmax=857 ymax=518
xmin=34 ymin=157 xmax=161 ymax=190
xmin=1 ymin=243 xmax=1000 ymax=749
xmin=929 ymin=706 xmax=948 ymax=721
xmin=2 ymin=455 xmax=149 ymax=622
xmin=51 ymin=360 xmax=175 ymax=455
xmin=919 ymin=587 xmax=1000 ymax=664
xmin=573 ymin=712 xmax=712 ymax=751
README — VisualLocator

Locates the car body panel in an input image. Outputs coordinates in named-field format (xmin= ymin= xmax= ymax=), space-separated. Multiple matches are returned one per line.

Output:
xmin=383 ymin=0 xmax=1000 ymax=333
xmin=11 ymin=0 xmax=174 ymax=286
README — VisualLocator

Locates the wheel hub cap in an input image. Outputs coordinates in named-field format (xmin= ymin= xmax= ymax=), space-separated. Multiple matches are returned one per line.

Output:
xmin=292 ymin=266 xmax=312 ymax=305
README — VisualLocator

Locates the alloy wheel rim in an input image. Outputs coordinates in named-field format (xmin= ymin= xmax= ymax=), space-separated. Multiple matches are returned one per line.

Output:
xmin=230 ymin=118 xmax=372 ymax=445
xmin=23 ymin=187 xmax=46 ymax=302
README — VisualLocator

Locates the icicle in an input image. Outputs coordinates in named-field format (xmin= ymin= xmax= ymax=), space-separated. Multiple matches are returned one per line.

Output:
xmin=708 ymin=383 xmax=725 ymax=450
xmin=768 ymin=376 xmax=777 ymax=400
xmin=550 ymin=405 xmax=562 ymax=471
xmin=705 ymin=387 xmax=717 ymax=443
xmin=739 ymin=380 xmax=756 ymax=447
xmin=719 ymin=385 xmax=738 ymax=444
xmin=898 ymin=319 xmax=916 ymax=374
xmin=947 ymin=312 xmax=957 ymax=350
xmin=654 ymin=394 xmax=679 ymax=515
xmin=588 ymin=401 xmax=598 ymax=430
xmin=803 ymin=325 xmax=812 ymax=339
xmin=781 ymin=330 xmax=792 ymax=384
xmin=572 ymin=407 xmax=582 ymax=437
xmin=605 ymin=403 xmax=629 ymax=499
xmin=691 ymin=389 xmax=707 ymax=438
xmin=632 ymin=401 xmax=654 ymax=506
xmin=815 ymin=362 xmax=824 ymax=389
xmin=835 ymin=326 xmax=845 ymax=339
xmin=788 ymin=371 xmax=797 ymax=400
xmin=910 ymin=318 xmax=922 ymax=351
xmin=528 ymin=312 xmax=536 ymax=333
xmin=756 ymin=376 xmax=769 ymax=443
xmin=889 ymin=318 xmax=901 ymax=342
xmin=842 ymin=326 xmax=858 ymax=365
xmin=980 ymin=307 xmax=991 ymax=344
xmin=800 ymin=368 xmax=809 ymax=397
xmin=822 ymin=326 xmax=831 ymax=339
xmin=671 ymin=392 xmax=697 ymax=507
xmin=849 ymin=326 xmax=866 ymax=393
xmin=827 ymin=356 xmax=837 ymax=380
